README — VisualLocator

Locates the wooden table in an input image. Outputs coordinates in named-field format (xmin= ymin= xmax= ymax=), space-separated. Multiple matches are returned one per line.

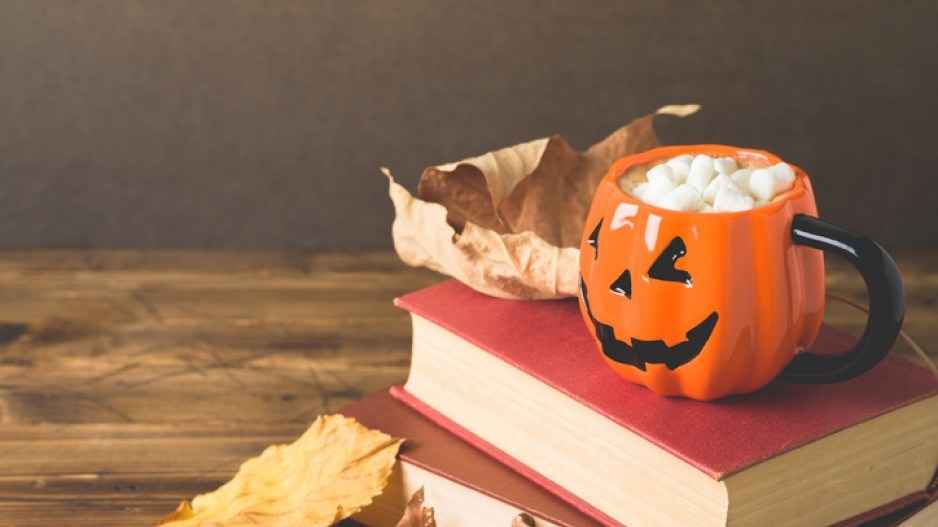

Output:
xmin=0 ymin=250 xmax=934 ymax=526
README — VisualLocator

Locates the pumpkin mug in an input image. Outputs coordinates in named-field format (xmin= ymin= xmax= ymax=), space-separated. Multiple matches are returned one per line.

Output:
xmin=577 ymin=145 xmax=904 ymax=400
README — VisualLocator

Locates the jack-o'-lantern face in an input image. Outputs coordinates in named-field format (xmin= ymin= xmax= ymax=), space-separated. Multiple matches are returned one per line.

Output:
xmin=578 ymin=145 xmax=826 ymax=400
xmin=580 ymin=230 xmax=719 ymax=372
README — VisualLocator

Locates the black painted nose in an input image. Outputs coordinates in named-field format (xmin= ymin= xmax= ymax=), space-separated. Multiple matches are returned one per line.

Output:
xmin=610 ymin=269 xmax=632 ymax=299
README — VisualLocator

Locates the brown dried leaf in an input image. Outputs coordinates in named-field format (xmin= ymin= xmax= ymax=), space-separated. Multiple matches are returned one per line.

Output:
xmin=158 ymin=415 xmax=403 ymax=527
xmin=387 ymin=171 xmax=579 ymax=299
xmin=393 ymin=487 xmax=436 ymax=527
xmin=389 ymin=491 xmax=536 ymax=527
xmin=387 ymin=104 xmax=699 ymax=299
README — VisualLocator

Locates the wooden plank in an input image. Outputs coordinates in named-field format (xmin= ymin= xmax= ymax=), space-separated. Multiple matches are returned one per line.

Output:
xmin=0 ymin=250 xmax=933 ymax=526
xmin=0 ymin=424 xmax=305 ymax=526
xmin=0 ymin=251 xmax=441 ymax=525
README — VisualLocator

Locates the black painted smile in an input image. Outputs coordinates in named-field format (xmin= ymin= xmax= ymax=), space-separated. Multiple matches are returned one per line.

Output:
xmin=579 ymin=276 xmax=718 ymax=371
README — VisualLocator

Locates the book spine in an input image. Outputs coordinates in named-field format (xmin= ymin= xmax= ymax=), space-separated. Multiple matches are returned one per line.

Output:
xmin=390 ymin=385 xmax=624 ymax=527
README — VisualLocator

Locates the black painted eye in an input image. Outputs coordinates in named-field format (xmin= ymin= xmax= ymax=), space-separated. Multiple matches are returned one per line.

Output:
xmin=587 ymin=219 xmax=602 ymax=259
xmin=610 ymin=269 xmax=631 ymax=298
xmin=648 ymin=237 xmax=692 ymax=285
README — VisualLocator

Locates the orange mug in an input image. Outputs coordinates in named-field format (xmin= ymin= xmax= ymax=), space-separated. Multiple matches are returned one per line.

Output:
xmin=577 ymin=145 xmax=904 ymax=400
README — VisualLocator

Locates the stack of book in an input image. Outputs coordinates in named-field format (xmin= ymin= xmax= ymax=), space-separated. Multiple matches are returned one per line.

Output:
xmin=346 ymin=280 xmax=938 ymax=527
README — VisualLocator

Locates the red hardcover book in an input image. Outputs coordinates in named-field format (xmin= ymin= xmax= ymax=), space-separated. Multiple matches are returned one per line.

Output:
xmin=339 ymin=389 xmax=604 ymax=527
xmin=393 ymin=280 xmax=938 ymax=527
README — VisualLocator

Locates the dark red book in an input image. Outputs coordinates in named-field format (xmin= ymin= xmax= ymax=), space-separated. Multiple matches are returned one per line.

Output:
xmin=393 ymin=280 xmax=938 ymax=527
xmin=339 ymin=388 xmax=604 ymax=527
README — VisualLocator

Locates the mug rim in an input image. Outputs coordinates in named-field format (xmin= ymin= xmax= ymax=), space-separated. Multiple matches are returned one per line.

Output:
xmin=606 ymin=144 xmax=811 ymax=218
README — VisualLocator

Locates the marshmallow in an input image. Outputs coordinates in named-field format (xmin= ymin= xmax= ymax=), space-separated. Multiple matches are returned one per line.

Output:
xmin=748 ymin=169 xmax=774 ymax=200
xmin=641 ymin=177 xmax=677 ymax=204
xmin=730 ymin=169 xmax=753 ymax=192
xmin=690 ymin=154 xmax=714 ymax=175
xmin=627 ymin=154 xmax=795 ymax=213
xmin=665 ymin=159 xmax=690 ymax=183
xmin=713 ymin=157 xmax=738 ymax=175
xmin=632 ymin=182 xmax=649 ymax=199
xmin=769 ymin=162 xmax=796 ymax=183
xmin=656 ymin=184 xmax=703 ymax=212
xmin=686 ymin=154 xmax=716 ymax=193
xmin=749 ymin=165 xmax=795 ymax=201
xmin=713 ymin=186 xmax=755 ymax=212
xmin=647 ymin=164 xmax=677 ymax=185
xmin=702 ymin=174 xmax=744 ymax=204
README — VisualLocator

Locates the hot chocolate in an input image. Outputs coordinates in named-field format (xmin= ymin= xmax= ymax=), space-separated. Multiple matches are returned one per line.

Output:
xmin=617 ymin=153 xmax=795 ymax=212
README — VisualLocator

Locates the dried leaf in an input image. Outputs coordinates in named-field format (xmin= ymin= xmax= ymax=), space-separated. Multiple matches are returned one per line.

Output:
xmin=393 ymin=487 xmax=436 ymax=527
xmin=389 ymin=490 xmax=536 ymax=527
xmin=158 ymin=415 xmax=403 ymax=527
xmin=387 ymin=171 xmax=579 ymax=299
xmin=387 ymin=104 xmax=699 ymax=299
xmin=161 ymin=501 xmax=195 ymax=523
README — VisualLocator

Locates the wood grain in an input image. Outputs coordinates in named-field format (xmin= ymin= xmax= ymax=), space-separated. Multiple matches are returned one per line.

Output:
xmin=0 ymin=250 xmax=934 ymax=526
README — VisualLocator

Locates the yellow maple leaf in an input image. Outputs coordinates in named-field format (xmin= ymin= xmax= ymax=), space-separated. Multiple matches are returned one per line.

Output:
xmin=159 ymin=414 xmax=403 ymax=527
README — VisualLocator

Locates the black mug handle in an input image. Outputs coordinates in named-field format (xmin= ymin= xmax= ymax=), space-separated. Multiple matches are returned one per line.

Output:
xmin=779 ymin=214 xmax=905 ymax=383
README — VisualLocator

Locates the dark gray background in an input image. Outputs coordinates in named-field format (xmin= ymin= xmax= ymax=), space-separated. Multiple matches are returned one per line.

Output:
xmin=1 ymin=1 xmax=936 ymax=250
